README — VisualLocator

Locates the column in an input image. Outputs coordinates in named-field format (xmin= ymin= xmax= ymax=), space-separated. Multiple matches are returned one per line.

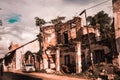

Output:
xmin=76 ymin=41 xmax=82 ymax=73
xmin=118 ymin=55 xmax=120 ymax=68
xmin=16 ymin=50 xmax=21 ymax=70
xmin=56 ymin=48 xmax=60 ymax=72
xmin=2 ymin=59 xmax=6 ymax=71
xmin=43 ymin=58 xmax=48 ymax=69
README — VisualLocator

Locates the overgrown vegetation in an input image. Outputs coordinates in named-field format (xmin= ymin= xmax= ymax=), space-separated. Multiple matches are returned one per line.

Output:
xmin=87 ymin=10 xmax=117 ymax=57
xmin=87 ymin=11 xmax=112 ymax=40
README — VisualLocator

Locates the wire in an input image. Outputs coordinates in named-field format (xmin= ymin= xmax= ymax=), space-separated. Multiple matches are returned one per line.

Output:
xmin=86 ymin=0 xmax=110 ymax=10
xmin=79 ymin=0 xmax=111 ymax=16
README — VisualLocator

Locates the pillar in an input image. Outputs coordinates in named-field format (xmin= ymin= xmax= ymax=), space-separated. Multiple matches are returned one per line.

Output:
xmin=118 ymin=55 xmax=120 ymax=68
xmin=2 ymin=59 xmax=6 ymax=71
xmin=56 ymin=48 xmax=60 ymax=72
xmin=16 ymin=50 xmax=22 ymax=70
xmin=43 ymin=58 xmax=48 ymax=69
xmin=76 ymin=41 xmax=82 ymax=73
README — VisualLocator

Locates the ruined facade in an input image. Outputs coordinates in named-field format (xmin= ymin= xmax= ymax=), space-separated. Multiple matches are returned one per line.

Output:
xmin=40 ymin=17 xmax=82 ymax=73
xmin=41 ymin=17 xmax=110 ymax=73
xmin=4 ymin=16 xmax=110 ymax=73
xmin=4 ymin=39 xmax=39 ymax=71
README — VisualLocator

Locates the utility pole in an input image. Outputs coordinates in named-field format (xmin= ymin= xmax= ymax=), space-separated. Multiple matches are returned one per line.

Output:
xmin=35 ymin=17 xmax=45 ymax=71
xmin=79 ymin=10 xmax=94 ymax=70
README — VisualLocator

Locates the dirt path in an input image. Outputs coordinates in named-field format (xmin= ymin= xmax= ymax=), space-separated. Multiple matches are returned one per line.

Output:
xmin=13 ymin=71 xmax=88 ymax=80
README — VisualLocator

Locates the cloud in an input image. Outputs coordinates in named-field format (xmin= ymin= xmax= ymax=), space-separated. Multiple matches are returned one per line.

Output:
xmin=0 ymin=0 xmax=88 ymax=44
xmin=0 ymin=0 xmax=113 ymax=57
xmin=63 ymin=0 xmax=94 ymax=5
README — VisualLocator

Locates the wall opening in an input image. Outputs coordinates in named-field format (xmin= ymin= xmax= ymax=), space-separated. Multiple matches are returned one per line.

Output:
xmin=63 ymin=31 xmax=68 ymax=44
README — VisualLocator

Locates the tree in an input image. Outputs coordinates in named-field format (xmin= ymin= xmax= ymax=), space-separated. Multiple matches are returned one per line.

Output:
xmin=87 ymin=11 xmax=112 ymax=39
xmin=35 ymin=17 xmax=46 ymax=27
xmin=35 ymin=17 xmax=46 ymax=71
xmin=51 ymin=16 xmax=65 ymax=25
xmin=87 ymin=11 xmax=118 ymax=60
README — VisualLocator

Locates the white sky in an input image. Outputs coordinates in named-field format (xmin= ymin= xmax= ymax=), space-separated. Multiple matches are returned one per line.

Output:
xmin=0 ymin=0 xmax=113 ymax=57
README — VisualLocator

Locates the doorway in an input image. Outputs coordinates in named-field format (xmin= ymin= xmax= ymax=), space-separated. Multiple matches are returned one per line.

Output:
xmin=93 ymin=50 xmax=105 ymax=64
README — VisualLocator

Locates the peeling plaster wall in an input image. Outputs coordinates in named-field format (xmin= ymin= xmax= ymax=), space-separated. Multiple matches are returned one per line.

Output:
xmin=42 ymin=26 xmax=57 ymax=50
xmin=9 ymin=40 xmax=39 ymax=70
xmin=16 ymin=48 xmax=23 ymax=70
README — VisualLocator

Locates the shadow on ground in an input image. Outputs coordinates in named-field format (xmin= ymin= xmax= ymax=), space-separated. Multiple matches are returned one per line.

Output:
xmin=0 ymin=72 xmax=42 ymax=80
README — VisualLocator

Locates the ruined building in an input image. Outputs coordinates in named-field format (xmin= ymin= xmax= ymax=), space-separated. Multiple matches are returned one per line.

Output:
xmin=41 ymin=17 xmax=110 ymax=73
xmin=4 ymin=16 xmax=110 ymax=73
xmin=4 ymin=39 xmax=39 ymax=71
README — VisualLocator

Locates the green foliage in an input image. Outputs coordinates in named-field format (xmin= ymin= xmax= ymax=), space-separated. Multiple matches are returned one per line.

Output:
xmin=4 ymin=50 xmax=16 ymax=66
xmin=51 ymin=16 xmax=65 ymax=25
xmin=35 ymin=17 xmax=46 ymax=26
xmin=87 ymin=11 xmax=112 ymax=39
